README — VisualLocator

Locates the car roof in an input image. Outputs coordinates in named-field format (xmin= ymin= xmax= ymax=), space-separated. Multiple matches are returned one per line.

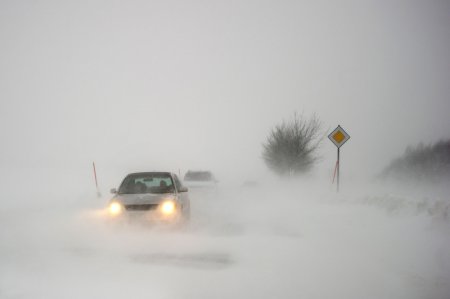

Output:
xmin=185 ymin=170 xmax=212 ymax=174
xmin=127 ymin=171 xmax=174 ymax=176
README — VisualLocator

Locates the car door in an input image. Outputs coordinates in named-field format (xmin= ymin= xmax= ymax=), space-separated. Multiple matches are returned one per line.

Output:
xmin=173 ymin=174 xmax=189 ymax=211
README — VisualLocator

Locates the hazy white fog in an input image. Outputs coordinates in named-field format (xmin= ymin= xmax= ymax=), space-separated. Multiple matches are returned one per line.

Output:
xmin=2 ymin=181 xmax=450 ymax=299
xmin=1 ymin=1 xmax=449 ymax=298
xmin=1 ymin=0 xmax=450 ymax=183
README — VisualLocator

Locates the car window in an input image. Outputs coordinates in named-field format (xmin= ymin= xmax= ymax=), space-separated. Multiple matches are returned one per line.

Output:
xmin=119 ymin=173 xmax=175 ymax=194
xmin=184 ymin=171 xmax=213 ymax=181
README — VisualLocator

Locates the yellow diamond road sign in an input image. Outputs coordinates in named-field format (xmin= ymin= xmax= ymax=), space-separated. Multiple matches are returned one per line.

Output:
xmin=328 ymin=125 xmax=350 ymax=148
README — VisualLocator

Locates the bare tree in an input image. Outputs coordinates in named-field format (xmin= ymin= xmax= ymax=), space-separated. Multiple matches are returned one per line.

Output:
xmin=262 ymin=113 xmax=323 ymax=176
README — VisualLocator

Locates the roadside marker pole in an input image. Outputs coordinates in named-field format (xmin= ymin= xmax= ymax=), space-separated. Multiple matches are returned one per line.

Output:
xmin=332 ymin=160 xmax=338 ymax=184
xmin=93 ymin=161 xmax=101 ymax=198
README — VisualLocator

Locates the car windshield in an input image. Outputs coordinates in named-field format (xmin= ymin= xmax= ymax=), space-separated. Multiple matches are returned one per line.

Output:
xmin=118 ymin=173 xmax=175 ymax=194
xmin=184 ymin=171 xmax=213 ymax=181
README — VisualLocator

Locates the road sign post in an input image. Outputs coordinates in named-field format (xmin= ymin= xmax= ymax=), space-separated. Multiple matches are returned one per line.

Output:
xmin=328 ymin=125 xmax=350 ymax=192
xmin=337 ymin=147 xmax=340 ymax=192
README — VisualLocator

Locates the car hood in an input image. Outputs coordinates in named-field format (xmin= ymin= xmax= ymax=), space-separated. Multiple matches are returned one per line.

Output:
xmin=112 ymin=193 xmax=176 ymax=205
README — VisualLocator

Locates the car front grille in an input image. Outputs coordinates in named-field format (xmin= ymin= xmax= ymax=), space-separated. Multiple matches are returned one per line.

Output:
xmin=125 ymin=204 xmax=159 ymax=211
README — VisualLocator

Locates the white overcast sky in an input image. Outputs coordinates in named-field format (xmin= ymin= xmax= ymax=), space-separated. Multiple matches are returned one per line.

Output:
xmin=1 ymin=0 xmax=449 ymax=182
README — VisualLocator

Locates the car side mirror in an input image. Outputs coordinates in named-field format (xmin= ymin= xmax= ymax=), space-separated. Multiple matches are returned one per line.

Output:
xmin=179 ymin=186 xmax=188 ymax=193
xmin=110 ymin=188 xmax=117 ymax=194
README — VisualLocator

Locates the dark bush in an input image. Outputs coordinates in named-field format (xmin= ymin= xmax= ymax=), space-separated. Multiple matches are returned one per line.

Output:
xmin=381 ymin=139 xmax=450 ymax=182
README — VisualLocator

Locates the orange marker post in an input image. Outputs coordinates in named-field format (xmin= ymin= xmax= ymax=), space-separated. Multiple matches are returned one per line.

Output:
xmin=92 ymin=162 xmax=101 ymax=198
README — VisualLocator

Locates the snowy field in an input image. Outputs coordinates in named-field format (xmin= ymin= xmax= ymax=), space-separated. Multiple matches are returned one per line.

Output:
xmin=1 ymin=176 xmax=449 ymax=299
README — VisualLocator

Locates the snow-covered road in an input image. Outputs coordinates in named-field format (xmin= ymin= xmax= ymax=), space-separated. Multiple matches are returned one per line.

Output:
xmin=1 ymin=185 xmax=449 ymax=299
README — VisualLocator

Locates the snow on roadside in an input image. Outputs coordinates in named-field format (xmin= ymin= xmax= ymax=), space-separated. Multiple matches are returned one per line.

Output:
xmin=1 ymin=179 xmax=449 ymax=299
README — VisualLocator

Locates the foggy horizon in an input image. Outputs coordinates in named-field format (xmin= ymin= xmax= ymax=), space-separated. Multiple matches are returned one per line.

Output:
xmin=1 ymin=0 xmax=449 ymax=184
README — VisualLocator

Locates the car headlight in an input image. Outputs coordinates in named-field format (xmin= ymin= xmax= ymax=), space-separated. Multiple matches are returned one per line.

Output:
xmin=160 ymin=201 xmax=176 ymax=215
xmin=109 ymin=202 xmax=123 ymax=216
